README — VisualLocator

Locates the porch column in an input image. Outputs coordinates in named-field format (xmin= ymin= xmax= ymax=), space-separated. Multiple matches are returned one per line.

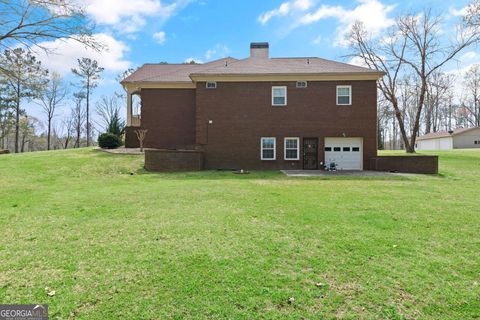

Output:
xmin=127 ymin=92 xmax=132 ymax=126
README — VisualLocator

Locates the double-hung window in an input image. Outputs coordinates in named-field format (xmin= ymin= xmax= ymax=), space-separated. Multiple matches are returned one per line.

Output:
xmin=284 ymin=138 xmax=299 ymax=160
xmin=336 ymin=85 xmax=352 ymax=105
xmin=261 ymin=137 xmax=276 ymax=160
xmin=272 ymin=86 xmax=287 ymax=106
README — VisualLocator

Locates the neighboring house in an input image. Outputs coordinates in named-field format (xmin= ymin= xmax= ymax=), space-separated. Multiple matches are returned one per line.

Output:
xmin=416 ymin=127 xmax=480 ymax=150
xmin=121 ymin=42 xmax=384 ymax=170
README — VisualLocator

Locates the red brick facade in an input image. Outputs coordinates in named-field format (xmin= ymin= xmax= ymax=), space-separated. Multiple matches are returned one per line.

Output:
xmin=140 ymin=88 xmax=196 ymax=149
xmin=135 ymin=80 xmax=378 ymax=170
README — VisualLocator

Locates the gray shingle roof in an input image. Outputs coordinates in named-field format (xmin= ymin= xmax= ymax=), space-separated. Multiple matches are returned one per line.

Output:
xmin=191 ymin=57 xmax=382 ymax=76
xmin=122 ymin=57 xmax=238 ymax=83
xmin=122 ymin=56 xmax=383 ymax=84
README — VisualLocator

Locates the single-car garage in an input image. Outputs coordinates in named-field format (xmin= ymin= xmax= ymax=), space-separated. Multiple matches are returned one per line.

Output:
xmin=324 ymin=137 xmax=363 ymax=170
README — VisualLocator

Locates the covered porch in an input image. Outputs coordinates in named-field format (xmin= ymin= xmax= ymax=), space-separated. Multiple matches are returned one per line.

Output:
xmin=125 ymin=88 xmax=142 ymax=148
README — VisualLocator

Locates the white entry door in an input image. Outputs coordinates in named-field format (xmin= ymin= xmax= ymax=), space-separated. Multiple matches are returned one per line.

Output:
xmin=324 ymin=137 xmax=363 ymax=170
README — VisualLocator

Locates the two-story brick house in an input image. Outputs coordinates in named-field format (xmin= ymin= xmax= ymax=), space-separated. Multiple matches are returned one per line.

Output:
xmin=121 ymin=42 xmax=384 ymax=170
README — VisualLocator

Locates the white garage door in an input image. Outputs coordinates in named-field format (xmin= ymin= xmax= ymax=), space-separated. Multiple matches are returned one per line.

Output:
xmin=324 ymin=137 xmax=363 ymax=170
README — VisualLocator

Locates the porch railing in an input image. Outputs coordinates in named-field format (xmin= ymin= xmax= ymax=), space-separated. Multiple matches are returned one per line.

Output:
xmin=131 ymin=115 xmax=141 ymax=127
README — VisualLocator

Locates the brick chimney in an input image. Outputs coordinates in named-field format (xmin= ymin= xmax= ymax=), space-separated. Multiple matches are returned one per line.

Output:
xmin=250 ymin=42 xmax=269 ymax=59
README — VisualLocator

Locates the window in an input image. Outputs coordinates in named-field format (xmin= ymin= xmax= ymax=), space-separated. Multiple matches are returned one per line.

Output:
xmin=272 ymin=86 xmax=287 ymax=106
xmin=334 ymin=147 xmax=341 ymax=152
xmin=325 ymin=147 xmax=332 ymax=151
xmin=261 ymin=137 xmax=276 ymax=160
xmin=343 ymin=147 xmax=351 ymax=152
xmin=206 ymin=81 xmax=217 ymax=89
xmin=352 ymin=147 xmax=360 ymax=152
xmin=475 ymin=140 xmax=479 ymax=145
xmin=284 ymin=138 xmax=300 ymax=160
xmin=337 ymin=85 xmax=352 ymax=105
xmin=296 ymin=81 xmax=308 ymax=88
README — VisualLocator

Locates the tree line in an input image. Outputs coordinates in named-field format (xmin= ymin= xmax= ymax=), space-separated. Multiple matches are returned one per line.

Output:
xmin=0 ymin=0 xmax=131 ymax=153
xmin=2 ymin=1 xmax=480 ymax=153
xmin=348 ymin=2 xmax=480 ymax=152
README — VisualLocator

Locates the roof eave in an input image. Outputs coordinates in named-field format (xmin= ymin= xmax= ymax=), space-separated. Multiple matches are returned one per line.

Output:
xmin=189 ymin=72 xmax=385 ymax=82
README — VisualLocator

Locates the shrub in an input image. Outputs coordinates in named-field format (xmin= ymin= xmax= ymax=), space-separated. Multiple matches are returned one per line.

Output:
xmin=98 ymin=133 xmax=122 ymax=149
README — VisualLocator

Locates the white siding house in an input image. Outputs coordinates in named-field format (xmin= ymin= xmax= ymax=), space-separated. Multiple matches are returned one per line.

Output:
xmin=416 ymin=127 xmax=480 ymax=150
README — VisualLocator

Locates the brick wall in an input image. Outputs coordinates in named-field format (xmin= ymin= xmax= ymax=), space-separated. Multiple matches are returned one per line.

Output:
xmin=144 ymin=149 xmax=204 ymax=172
xmin=370 ymin=156 xmax=438 ymax=174
xmin=195 ymin=80 xmax=378 ymax=170
xmin=125 ymin=126 xmax=140 ymax=148
xmin=141 ymin=88 xmax=196 ymax=149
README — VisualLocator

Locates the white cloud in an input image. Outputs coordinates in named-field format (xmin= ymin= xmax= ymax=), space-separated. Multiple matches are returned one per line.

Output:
xmin=184 ymin=44 xmax=230 ymax=64
xmin=184 ymin=57 xmax=203 ymax=63
xmin=77 ymin=0 xmax=191 ymax=34
xmin=259 ymin=0 xmax=395 ymax=46
xmin=348 ymin=56 xmax=369 ymax=67
xmin=204 ymin=44 xmax=230 ymax=60
xmin=35 ymin=33 xmax=131 ymax=76
xmin=258 ymin=0 xmax=314 ymax=24
xmin=460 ymin=51 xmax=479 ymax=61
xmin=449 ymin=5 xmax=469 ymax=17
xmin=311 ymin=35 xmax=322 ymax=45
xmin=153 ymin=31 xmax=167 ymax=44
xmin=299 ymin=0 xmax=395 ymax=46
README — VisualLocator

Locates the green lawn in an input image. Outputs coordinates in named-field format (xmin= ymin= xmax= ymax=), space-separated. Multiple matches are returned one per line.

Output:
xmin=0 ymin=149 xmax=479 ymax=319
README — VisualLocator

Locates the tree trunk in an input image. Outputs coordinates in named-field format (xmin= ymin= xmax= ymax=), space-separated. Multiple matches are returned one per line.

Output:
xmin=14 ymin=80 xmax=20 ymax=153
xmin=86 ymin=79 xmax=90 ymax=147
xmin=408 ymin=79 xmax=427 ymax=153
xmin=47 ymin=117 xmax=52 ymax=150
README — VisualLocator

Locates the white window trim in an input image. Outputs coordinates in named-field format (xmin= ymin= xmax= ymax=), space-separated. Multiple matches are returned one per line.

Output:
xmin=284 ymin=137 xmax=300 ymax=160
xmin=261 ymin=137 xmax=276 ymax=160
xmin=206 ymin=81 xmax=217 ymax=89
xmin=296 ymin=81 xmax=308 ymax=88
xmin=272 ymin=86 xmax=287 ymax=106
xmin=336 ymin=85 xmax=352 ymax=106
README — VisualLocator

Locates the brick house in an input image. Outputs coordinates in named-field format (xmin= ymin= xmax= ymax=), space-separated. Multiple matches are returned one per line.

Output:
xmin=122 ymin=42 xmax=384 ymax=170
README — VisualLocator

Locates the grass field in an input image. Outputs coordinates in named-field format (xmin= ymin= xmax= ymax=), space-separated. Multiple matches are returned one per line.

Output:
xmin=0 ymin=148 xmax=479 ymax=319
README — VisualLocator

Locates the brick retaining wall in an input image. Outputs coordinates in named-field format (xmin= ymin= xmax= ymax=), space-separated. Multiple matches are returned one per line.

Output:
xmin=370 ymin=156 xmax=438 ymax=174
xmin=144 ymin=149 xmax=204 ymax=172
xmin=125 ymin=126 xmax=140 ymax=148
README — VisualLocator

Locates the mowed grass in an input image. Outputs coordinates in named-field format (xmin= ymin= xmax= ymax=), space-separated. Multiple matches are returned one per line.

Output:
xmin=0 ymin=149 xmax=479 ymax=319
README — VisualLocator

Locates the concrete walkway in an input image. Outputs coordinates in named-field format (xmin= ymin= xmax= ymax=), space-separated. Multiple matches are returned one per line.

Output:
xmin=281 ymin=170 xmax=399 ymax=177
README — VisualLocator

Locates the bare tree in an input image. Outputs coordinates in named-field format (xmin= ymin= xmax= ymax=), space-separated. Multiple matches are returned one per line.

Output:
xmin=0 ymin=48 xmax=47 ymax=152
xmin=0 ymin=0 xmax=100 ymax=55
xmin=135 ymin=129 xmax=147 ymax=152
xmin=461 ymin=64 xmax=480 ymax=127
xmin=348 ymin=9 xmax=480 ymax=152
xmin=424 ymin=72 xmax=454 ymax=133
xmin=96 ymin=95 xmax=125 ymax=136
xmin=37 ymin=71 xmax=67 ymax=150
xmin=71 ymin=58 xmax=103 ymax=147
xmin=71 ymin=91 xmax=85 ymax=148
xmin=19 ymin=114 xmax=39 ymax=152
xmin=61 ymin=115 xmax=74 ymax=149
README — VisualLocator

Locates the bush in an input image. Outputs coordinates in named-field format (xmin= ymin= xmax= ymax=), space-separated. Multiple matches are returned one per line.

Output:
xmin=98 ymin=133 xmax=122 ymax=149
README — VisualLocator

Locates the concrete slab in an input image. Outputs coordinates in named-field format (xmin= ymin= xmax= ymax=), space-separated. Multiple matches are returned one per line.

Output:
xmin=281 ymin=170 xmax=399 ymax=177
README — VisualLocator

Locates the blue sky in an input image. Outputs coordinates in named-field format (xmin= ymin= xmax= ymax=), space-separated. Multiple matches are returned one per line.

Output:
xmin=29 ymin=0 xmax=475 ymax=128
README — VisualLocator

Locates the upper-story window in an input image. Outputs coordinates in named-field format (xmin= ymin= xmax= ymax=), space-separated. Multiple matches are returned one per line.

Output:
xmin=296 ymin=81 xmax=308 ymax=88
xmin=206 ymin=81 xmax=217 ymax=89
xmin=272 ymin=86 xmax=287 ymax=106
xmin=261 ymin=137 xmax=276 ymax=160
xmin=336 ymin=85 xmax=352 ymax=105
